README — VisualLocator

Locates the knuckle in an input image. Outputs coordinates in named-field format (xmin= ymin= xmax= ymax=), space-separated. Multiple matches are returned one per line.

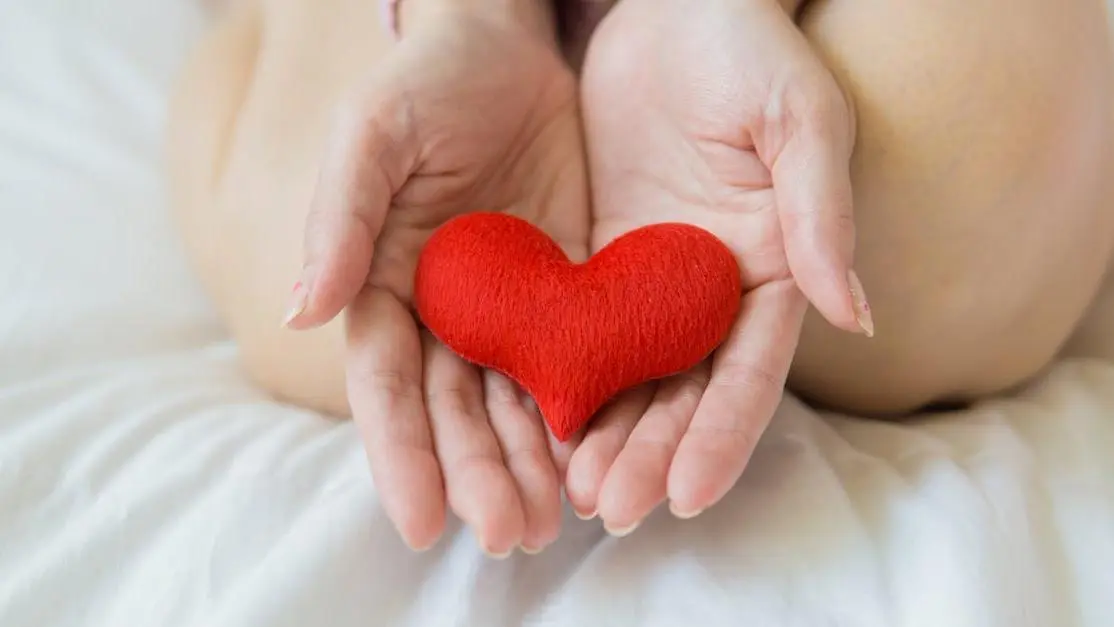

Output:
xmin=671 ymin=383 xmax=706 ymax=409
xmin=484 ymin=376 xmax=524 ymax=415
xmin=710 ymin=361 xmax=785 ymax=398
xmin=675 ymin=369 xmax=711 ymax=392
xmin=831 ymin=209 xmax=856 ymax=234
xmin=339 ymin=81 xmax=400 ymax=133
xmin=362 ymin=366 xmax=423 ymax=405
xmin=501 ymin=444 xmax=552 ymax=475
xmin=837 ymin=212 xmax=851 ymax=239
xmin=446 ymin=451 xmax=503 ymax=484
xmin=335 ymin=84 xmax=416 ymax=165
xmin=685 ymin=421 xmax=758 ymax=458
xmin=779 ymin=193 xmax=855 ymax=250
xmin=794 ymin=79 xmax=847 ymax=128
xmin=425 ymin=383 xmax=484 ymax=420
xmin=656 ymin=370 xmax=709 ymax=410
xmin=624 ymin=432 xmax=679 ymax=463
xmin=486 ymin=389 xmax=522 ymax=416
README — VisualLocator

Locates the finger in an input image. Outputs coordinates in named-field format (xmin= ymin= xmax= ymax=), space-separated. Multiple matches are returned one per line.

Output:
xmin=529 ymin=152 xmax=591 ymax=264
xmin=423 ymin=337 xmax=525 ymax=557
xmin=667 ymin=279 xmax=808 ymax=517
xmin=596 ymin=364 xmax=710 ymax=536
xmin=549 ymin=433 xmax=582 ymax=488
xmin=346 ymin=287 xmax=445 ymax=550
xmin=285 ymin=83 xmax=419 ymax=330
xmin=771 ymin=86 xmax=873 ymax=337
xmin=513 ymin=392 xmax=582 ymax=481
xmin=484 ymin=372 xmax=563 ymax=553
xmin=564 ymin=387 xmax=653 ymax=520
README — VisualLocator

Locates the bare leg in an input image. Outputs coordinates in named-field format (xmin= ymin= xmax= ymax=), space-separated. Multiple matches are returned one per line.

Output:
xmin=168 ymin=0 xmax=395 ymax=417
xmin=787 ymin=0 xmax=1114 ymax=413
xmin=168 ymin=0 xmax=1114 ymax=419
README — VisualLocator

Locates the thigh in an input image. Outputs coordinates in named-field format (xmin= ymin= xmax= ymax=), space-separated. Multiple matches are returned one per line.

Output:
xmin=168 ymin=0 xmax=394 ymax=416
xmin=787 ymin=0 xmax=1114 ymax=413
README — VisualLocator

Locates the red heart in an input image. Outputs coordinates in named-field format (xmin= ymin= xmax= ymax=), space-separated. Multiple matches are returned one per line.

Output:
xmin=414 ymin=213 xmax=742 ymax=442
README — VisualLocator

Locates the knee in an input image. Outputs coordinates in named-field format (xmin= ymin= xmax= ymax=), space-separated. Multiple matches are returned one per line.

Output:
xmin=237 ymin=319 xmax=352 ymax=418
xmin=786 ymin=0 xmax=1114 ymax=415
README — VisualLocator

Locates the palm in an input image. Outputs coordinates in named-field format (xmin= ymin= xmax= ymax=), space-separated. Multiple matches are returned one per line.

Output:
xmin=297 ymin=11 xmax=589 ymax=554
xmin=587 ymin=0 xmax=801 ymax=282
xmin=565 ymin=0 xmax=861 ymax=531
xmin=586 ymin=83 xmax=789 ymax=296
xmin=368 ymin=16 xmax=589 ymax=300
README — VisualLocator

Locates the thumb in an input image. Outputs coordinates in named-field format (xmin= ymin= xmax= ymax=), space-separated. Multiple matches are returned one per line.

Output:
xmin=540 ymin=149 xmax=592 ymax=265
xmin=770 ymin=96 xmax=873 ymax=337
xmin=284 ymin=86 xmax=418 ymax=330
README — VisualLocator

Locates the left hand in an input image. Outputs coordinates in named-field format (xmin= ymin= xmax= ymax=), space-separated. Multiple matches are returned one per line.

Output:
xmin=288 ymin=0 xmax=589 ymax=554
xmin=565 ymin=0 xmax=873 ymax=533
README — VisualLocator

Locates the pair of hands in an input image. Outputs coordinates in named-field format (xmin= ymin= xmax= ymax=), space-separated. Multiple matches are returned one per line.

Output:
xmin=285 ymin=0 xmax=871 ymax=555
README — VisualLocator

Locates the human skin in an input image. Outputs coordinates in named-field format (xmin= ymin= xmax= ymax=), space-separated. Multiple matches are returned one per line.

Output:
xmin=169 ymin=0 xmax=1114 ymax=550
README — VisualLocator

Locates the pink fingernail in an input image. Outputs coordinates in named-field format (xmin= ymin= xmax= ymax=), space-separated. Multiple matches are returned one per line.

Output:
xmin=574 ymin=508 xmax=597 ymax=521
xmin=282 ymin=279 xmax=310 ymax=328
xmin=604 ymin=519 xmax=641 ymax=537
xmin=474 ymin=531 xmax=514 ymax=559
xmin=848 ymin=270 xmax=874 ymax=338
xmin=408 ymin=537 xmax=438 ymax=553
xmin=668 ymin=501 xmax=704 ymax=520
xmin=480 ymin=543 xmax=513 ymax=560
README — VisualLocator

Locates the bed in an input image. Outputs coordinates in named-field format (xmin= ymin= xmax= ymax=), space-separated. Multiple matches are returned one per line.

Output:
xmin=2 ymin=0 xmax=1112 ymax=625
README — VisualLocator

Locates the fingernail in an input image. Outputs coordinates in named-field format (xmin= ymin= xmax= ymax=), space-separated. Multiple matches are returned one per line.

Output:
xmin=482 ymin=546 xmax=513 ymax=560
xmin=848 ymin=270 xmax=874 ymax=338
xmin=604 ymin=520 xmax=641 ymax=538
xmin=574 ymin=508 xmax=597 ymax=521
xmin=669 ymin=501 xmax=704 ymax=520
xmin=282 ymin=278 xmax=310 ymax=327
xmin=408 ymin=539 xmax=436 ymax=553
xmin=520 ymin=544 xmax=544 ymax=555
xmin=476 ymin=534 xmax=514 ymax=559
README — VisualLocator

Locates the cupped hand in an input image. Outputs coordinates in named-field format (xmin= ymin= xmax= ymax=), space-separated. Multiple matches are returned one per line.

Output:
xmin=286 ymin=2 xmax=590 ymax=555
xmin=566 ymin=0 xmax=871 ymax=532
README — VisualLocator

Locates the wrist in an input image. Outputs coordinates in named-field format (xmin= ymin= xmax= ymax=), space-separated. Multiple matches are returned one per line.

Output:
xmin=773 ymin=0 xmax=807 ymax=17
xmin=644 ymin=0 xmax=805 ymax=21
xmin=398 ymin=0 xmax=558 ymax=41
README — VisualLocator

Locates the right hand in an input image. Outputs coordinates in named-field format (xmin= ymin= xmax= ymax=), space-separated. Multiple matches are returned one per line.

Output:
xmin=285 ymin=0 xmax=590 ymax=556
xmin=565 ymin=0 xmax=865 ymax=532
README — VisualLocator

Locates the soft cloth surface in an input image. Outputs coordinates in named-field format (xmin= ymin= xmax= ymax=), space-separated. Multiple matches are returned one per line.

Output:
xmin=2 ymin=1 xmax=1114 ymax=626
xmin=416 ymin=213 xmax=741 ymax=441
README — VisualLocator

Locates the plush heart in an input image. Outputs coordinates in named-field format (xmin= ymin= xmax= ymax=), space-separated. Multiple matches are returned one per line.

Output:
xmin=414 ymin=213 xmax=742 ymax=442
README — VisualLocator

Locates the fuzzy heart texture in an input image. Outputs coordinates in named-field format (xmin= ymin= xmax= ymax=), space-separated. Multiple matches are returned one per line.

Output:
xmin=414 ymin=213 xmax=743 ymax=442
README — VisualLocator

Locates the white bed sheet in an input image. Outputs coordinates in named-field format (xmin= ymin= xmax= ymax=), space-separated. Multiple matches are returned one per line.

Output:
xmin=1 ymin=1 xmax=1112 ymax=625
